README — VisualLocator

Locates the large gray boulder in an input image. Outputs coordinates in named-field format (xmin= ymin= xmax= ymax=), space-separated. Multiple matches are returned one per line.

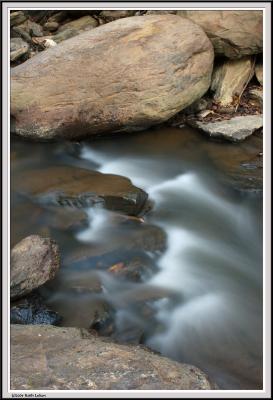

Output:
xmin=177 ymin=11 xmax=262 ymax=59
xmin=10 ymin=235 xmax=60 ymax=300
xmin=11 ymin=14 xmax=214 ymax=140
xmin=10 ymin=325 xmax=216 ymax=390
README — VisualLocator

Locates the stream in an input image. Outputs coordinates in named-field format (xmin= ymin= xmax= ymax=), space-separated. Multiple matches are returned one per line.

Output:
xmin=11 ymin=126 xmax=263 ymax=390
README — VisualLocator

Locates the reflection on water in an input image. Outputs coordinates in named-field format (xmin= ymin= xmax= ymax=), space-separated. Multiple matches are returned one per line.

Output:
xmin=11 ymin=126 xmax=263 ymax=389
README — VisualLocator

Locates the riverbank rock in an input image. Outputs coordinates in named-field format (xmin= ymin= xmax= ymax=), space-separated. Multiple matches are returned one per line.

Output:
xmin=12 ymin=165 xmax=148 ymax=216
xmin=10 ymin=235 xmax=60 ymax=300
xmin=53 ymin=15 xmax=98 ymax=43
xmin=11 ymin=14 xmax=214 ymax=140
xmin=211 ymin=57 xmax=254 ymax=106
xmin=255 ymin=63 xmax=263 ymax=85
xmin=177 ymin=11 xmax=262 ymax=58
xmin=10 ymin=11 xmax=27 ymax=27
xmin=190 ymin=115 xmax=263 ymax=142
xmin=249 ymin=87 xmax=263 ymax=108
xmin=10 ymin=38 xmax=29 ymax=62
xmin=10 ymin=325 xmax=216 ymax=390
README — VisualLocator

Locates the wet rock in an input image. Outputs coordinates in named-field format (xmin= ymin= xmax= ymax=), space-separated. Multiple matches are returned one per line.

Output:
xmin=211 ymin=57 xmax=254 ymax=106
xmin=107 ymin=255 xmax=157 ymax=282
xmin=11 ymin=15 xmax=213 ymax=140
xmin=191 ymin=115 xmax=263 ymax=142
xmin=10 ymin=235 xmax=60 ymax=300
xmin=177 ymin=11 xmax=263 ymax=58
xmin=10 ymin=38 xmax=29 ymax=62
xmin=10 ymin=11 xmax=27 ymax=27
xmin=10 ymin=293 xmax=61 ymax=325
xmin=255 ymin=63 xmax=263 ymax=85
xmin=11 ymin=325 xmax=216 ymax=390
xmin=66 ymin=222 xmax=167 ymax=267
xmin=205 ymin=133 xmax=263 ymax=193
xmin=43 ymin=21 xmax=59 ymax=32
xmin=53 ymin=15 xmax=98 ymax=43
xmin=12 ymin=165 xmax=148 ymax=216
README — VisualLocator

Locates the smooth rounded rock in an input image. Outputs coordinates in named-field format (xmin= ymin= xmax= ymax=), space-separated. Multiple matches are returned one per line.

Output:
xmin=11 ymin=14 xmax=214 ymax=140
xmin=177 ymin=11 xmax=262 ymax=58
xmin=10 ymin=235 xmax=60 ymax=300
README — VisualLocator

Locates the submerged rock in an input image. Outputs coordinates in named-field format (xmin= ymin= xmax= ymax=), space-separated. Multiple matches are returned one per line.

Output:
xmin=11 ymin=14 xmax=213 ymax=140
xmin=191 ymin=115 xmax=263 ymax=142
xmin=10 ymin=235 xmax=60 ymax=300
xmin=12 ymin=165 xmax=148 ymax=216
xmin=177 ymin=11 xmax=263 ymax=58
xmin=10 ymin=293 xmax=61 ymax=325
xmin=10 ymin=325 xmax=216 ymax=390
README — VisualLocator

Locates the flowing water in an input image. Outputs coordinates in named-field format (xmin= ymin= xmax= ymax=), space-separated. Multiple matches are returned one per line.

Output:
xmin=11 ymin=126 xmax=263 ymax=390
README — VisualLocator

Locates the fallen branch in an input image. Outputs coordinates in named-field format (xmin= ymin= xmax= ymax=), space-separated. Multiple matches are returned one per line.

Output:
xmin=235 ymin=55 xmax=257 ymax=112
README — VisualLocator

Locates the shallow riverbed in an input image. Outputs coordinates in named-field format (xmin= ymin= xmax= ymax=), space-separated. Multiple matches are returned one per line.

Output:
xmin=10 ymin=126 xmax=263 ymax=390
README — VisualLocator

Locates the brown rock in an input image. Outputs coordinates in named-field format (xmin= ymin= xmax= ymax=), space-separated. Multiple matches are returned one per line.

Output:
xmin=99 ymin=10 xmax=136 ymax=20
xmin=211 ymin=56 xmax=254 ymax=106
xmin=12 ymin=165 xmax=148 ymax=216
xmin=177 ymin=11 xmax=263 ymax=58
xmin=10 ymin=11 xmax=27 ymax=27
xmin=11 ymin=15 xmax=214 ymax=140
xmin=53 ymin=15 xmax=98 ymax=43
xmin=43 ymin=21 xmax=59 ymax=32
xmin=10 ymin=38 xmax=29 ymax=62
xmin=255 ymin=63 xmax=263 ymax=85
xmin=10 ymin=324 xmax=216 ymax=390
xmin=10 ymin=235 xmax=60 ymax=300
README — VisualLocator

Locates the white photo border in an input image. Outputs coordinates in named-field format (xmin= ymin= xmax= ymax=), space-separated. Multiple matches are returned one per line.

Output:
xmin=2 ymin=1 xmax=271 ymax=398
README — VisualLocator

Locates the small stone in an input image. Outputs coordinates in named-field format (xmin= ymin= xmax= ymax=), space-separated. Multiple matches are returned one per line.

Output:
xmin=10 ymin=11 xmax=27 ymax=27
xmin=43 ymin=21 xmax=59 ymax=32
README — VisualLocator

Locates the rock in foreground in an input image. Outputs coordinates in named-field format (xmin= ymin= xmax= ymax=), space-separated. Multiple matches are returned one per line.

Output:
xmin=10 ymin=235 xmax=60 ymax=300
xmin=12 ymin=165 xmax=148 ymax=216
xmin=11 ymin=14 xmax=213 ymax=140
xmin=177 ymin=11 xmax=263 ymax=59
xmin=191 ymin=115 xmax=263 ymax=142
xmin=10 ymin=325 xmax=216 ymax=390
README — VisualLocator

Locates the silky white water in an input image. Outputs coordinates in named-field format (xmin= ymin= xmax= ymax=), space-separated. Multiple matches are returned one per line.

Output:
xmin=11 ymin=128 xmax=262 ymax=390
xmin=78 ymin=143 xmax=262 ymax=389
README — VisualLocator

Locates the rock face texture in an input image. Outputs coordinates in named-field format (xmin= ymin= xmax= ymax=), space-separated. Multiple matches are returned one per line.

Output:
xmin=10 ymin=38 xmax=29 ymax=62
xmin=255 ymin=63 xmax=263 ymax=85
xmin=191 ymin=115 xmax=263 ymax=142
xmin=11 ymin=14 xmax=214 ymax=140
xmin=211 ymin=57 xmax=254 ymax=106
xmin=177 ymin=11 xmax=263 ymax=58
xmin=10 ymin=235 xmax=60 ymax=300
xmin=10 ymin=325 xmax=216 ymax=390
xmin=12 ymin=165 xmax=148 ymax=216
